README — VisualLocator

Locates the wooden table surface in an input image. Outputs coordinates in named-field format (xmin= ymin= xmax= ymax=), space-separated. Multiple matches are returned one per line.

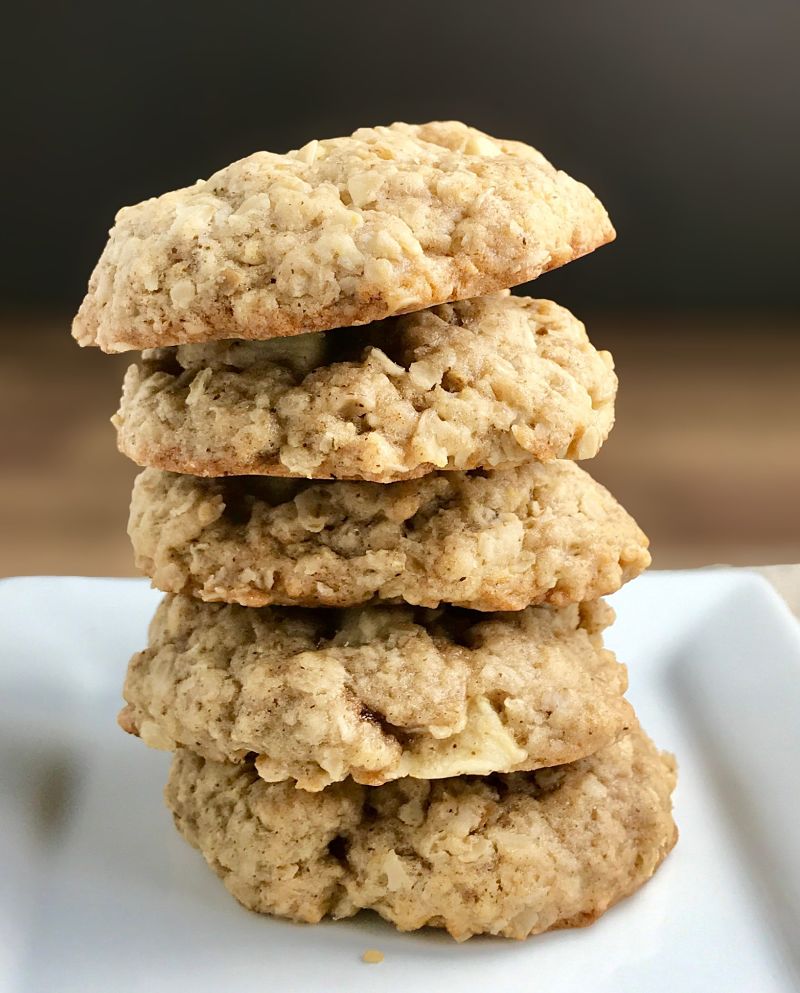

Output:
xmin=2 ymin=312 xmax=798 ymax=577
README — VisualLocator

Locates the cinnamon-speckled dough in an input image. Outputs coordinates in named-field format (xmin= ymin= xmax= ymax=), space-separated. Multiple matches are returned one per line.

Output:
xmin=128 ymin=461 xmax=650 ymax=611
xmin=120 ymin=595 xmax=632 ymax=790
xmin=73 ymin=121 xmax=614 ymax=353
xmin=113 ymin=295 xmax=616 ymax=480
xmin=165 ymin=727 xmax=677 ymax=940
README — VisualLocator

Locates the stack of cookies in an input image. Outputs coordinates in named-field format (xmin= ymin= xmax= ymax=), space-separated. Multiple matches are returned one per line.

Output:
xmin=74 ymin=122 xmax=677 ymax=941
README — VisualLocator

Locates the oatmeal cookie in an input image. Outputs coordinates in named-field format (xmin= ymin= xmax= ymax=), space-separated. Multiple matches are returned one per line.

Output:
xmin=165 ymin=727 xmax=677 ymax=940
xmin=114 ymin=294 xmax=616 ymax=479
xmin=128 ymin=461 xmax=650 ymax=611
xmin=73 ymin=121 xmax=613 ymax=353
xmin=121 ymin=595 xmax=631 ymax=790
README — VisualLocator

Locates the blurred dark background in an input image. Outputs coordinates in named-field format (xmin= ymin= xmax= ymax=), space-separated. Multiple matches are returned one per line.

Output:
xmin=5 ymin=0 xmax=800 ymax=314
xmin=2 ymin=0 xmax=799 ymax=575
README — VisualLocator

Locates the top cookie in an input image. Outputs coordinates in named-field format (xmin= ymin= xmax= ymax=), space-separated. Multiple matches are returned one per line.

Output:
xmin=72 ymin=121 xmax=614 ymax=353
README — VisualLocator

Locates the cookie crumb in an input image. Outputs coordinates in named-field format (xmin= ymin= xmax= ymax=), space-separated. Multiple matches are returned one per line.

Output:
xmin=362 ymin=949 xmax=384 ymax=964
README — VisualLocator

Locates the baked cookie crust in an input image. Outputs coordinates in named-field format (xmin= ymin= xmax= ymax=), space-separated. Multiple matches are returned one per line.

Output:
xmin=114 ymin=294 xmax=616 ymax=480
xmin=128 ymin=461 xmax=650 ymax=611
xmin=73 ymin=121 xmax=614 ymax=353
xmin=121 ymin=595 xmax=632 ymax=790
xmin=165 ymin=727 xmax=677 ymax=940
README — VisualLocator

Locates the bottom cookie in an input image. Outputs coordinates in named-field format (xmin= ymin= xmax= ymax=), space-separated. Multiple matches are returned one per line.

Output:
xmin=166 ymin=726 xmax=677 ymax=941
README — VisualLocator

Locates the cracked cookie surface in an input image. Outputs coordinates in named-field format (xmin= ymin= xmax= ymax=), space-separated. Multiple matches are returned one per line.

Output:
xmin=128 ymin=460 xmax=650 ymax=611
xmin=114 ymin=294 xmax=616 ymax=480
xmin=165 ymin=727 xmax=677 ymax=940
xmin=121 ymin=595 xmax=632 ymax=790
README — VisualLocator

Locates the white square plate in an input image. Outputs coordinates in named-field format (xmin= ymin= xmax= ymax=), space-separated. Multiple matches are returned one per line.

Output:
xmin=1 ymin=571 xmax=798 ymax=992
